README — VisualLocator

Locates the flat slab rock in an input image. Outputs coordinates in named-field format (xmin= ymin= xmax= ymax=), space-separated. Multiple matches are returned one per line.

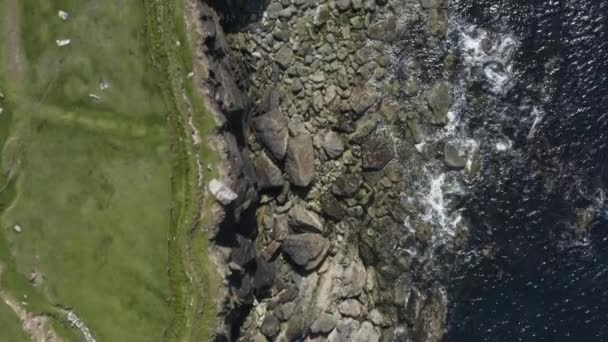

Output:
xmin=281 ymin=233 xmax=330 ymax=271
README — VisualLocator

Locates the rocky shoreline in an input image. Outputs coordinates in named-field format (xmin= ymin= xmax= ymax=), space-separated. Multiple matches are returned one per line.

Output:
xmin=195 ymin=0 xmax=457 ymax=340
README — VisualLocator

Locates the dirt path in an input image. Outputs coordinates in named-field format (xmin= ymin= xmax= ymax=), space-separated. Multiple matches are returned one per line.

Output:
xmin=0 ymin=268 xmax=62 ymax=342
xmin=2 ymin=0 xmax=26 ymax=92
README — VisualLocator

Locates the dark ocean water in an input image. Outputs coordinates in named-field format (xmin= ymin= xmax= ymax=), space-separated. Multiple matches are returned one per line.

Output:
xmin=446 ymin=1 xmax=608 ymax=341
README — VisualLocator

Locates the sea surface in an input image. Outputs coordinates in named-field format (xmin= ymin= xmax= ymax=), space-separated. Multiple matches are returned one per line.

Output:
xmin=444 ymin=0 xmax=608 ymax=341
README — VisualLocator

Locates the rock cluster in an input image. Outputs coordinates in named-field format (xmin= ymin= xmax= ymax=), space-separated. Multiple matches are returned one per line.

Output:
xmin=197 ymin=0 xmax=454 ymax=340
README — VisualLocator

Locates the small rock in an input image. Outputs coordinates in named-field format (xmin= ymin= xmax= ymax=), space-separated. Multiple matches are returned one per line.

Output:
xmin=314 ymin=4 xmax=331 ymax=26
xmin=310 ymin=313 xmax=339 ymax=334
xmin=321 ymin=193 xmax=348 ymax=220
xmin=352 ymin=0 xmax=364 ymax=9
xmin=281 ymin=234 xmax=330 ymax=271
xmin=58 ymin=10 xmax=69 ymax=21
xmin=336 ymin=0 xmax=351 ymax=11
xmin=286 ymin=134 xmax=316 ymax=187
xmin=275 ymin=45 xmax=294 ymax=69
xmin=56 ymin=39 xmax=71 ymax=47
xmin=311 ymin=70 xmax=326 ymax=83
xmin=267 ymin=3 xmax=283 ymax=19
xmin=13 ymin=224 xmax=22 ymax=233
xmin=261 ymin=314 xmax=281 ymax=337
xmin=322 ymin=131 xmax=345 ymax=159
xmin=209 ymin=179 xmax=237 ymax=205
xmin=289 ymin=204 xmax=325 ymax=234
xmin=444 ymin=143 xmax=466 ymax=169
xmin=338 ymin=299 xmax=362 ymax=317
xmin=332 ymin=172 xmax=362 ymax=197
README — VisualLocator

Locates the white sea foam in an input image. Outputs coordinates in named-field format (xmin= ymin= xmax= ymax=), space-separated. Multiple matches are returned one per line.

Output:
xmin=528 ymin=107 xmax=545 ymax=139
xmin=460 ymin=26 xmax=518 ymax=94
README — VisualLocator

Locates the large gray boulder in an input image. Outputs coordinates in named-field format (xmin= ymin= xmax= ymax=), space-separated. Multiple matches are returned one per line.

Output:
xmin=285 ymin=134 xmax=316 ymax=187
xmin=252 ymin=109 xmax=289 ymax=161
xmin=281 ymin=234 xmax=330 ymax=271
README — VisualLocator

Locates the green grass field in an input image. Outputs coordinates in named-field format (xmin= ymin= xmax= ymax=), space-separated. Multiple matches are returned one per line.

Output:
xmin=0 ymin=0 xmax=176 ymax=340
xmin=0 ymin=0 xmax=220 ymax=339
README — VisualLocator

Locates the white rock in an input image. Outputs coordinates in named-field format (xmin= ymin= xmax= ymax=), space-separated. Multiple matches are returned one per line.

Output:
xmin=58 ymin=10 xmax=69 ymax=21
xmin=0 ymin=108 xmax=4 ymax=115
xmin=99 ymin=80 xmax=110 ymax=90
xmin=88 ymin=93 xmax=101 ymax=101
xmin=209 ymin=179 xmax=237 ymax=205
xmin=56 ymin=39 xmax=71 ymax=47
xmin=13 ymin=224 xmax=22 ymax=233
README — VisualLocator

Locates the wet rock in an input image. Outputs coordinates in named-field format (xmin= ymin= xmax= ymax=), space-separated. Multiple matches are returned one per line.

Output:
xmin=286 ymin=134 xmax=316 ymax=187
xmin=443 ymin=143 xmax=466 ymax=169
xmin=428 ymin=81 xmax=449 ymax=126
xmin=322 ymin=131 xmax=345 ymax=159
xmin=311 ymin=313 xmax=339 ymax=334
xmin=289 ymin=204 xmax=325 ymax=234
xmin=362 ymin=131 xmax=394 ymax=170
xmin=465 ymin=144 xmax=481 ymax=177
xmin=252 ymin=109 xmax=289 ymax=161
xmin=281 ymin=234 xmax=330 ymax=271
xmin=275 ymin=45 xmax=293 ymax=69
xmin=407 ymin=119 xmax=423 ymax=144
xmin=339 ymin=299 xmax=362 ymax=317
xmin=332 ymin=172 xmax=363 ymax=198
xmin=412 ymin=290 xmax=447 ymax=342
xmin=261 ymin=313 xmax=281 ymax=338
xmin=209 ymin=179 xmax=238 ymax=205
xmin=350 ymin=115 xmax=380 ymax=144
xmin=254 ymin=152 xmax=284 ymax=190
xmin=321 ymin=193 xmax=348 ymax=220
